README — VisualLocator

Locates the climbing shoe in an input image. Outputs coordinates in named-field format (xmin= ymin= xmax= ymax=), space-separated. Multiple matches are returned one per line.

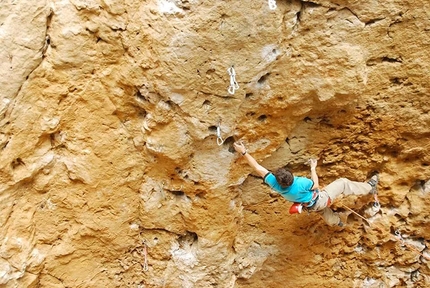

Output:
xmin=367 ymin=173 xmax=379 ymax=194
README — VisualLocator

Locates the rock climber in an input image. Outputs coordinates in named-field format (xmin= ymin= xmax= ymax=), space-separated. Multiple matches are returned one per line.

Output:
xmin=233 ymin=141 xmax=379 ymax=227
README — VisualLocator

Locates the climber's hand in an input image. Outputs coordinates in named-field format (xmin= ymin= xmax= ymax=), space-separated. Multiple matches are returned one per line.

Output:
xmin=233 ymin=141 xmax=246 ymax=154
xmin=308 ymin=158 xmax=318 ymax=169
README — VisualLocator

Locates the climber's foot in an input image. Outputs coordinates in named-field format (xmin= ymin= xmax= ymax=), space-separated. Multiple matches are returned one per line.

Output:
xmin=367 ymin=173 xmax=379 ymax=195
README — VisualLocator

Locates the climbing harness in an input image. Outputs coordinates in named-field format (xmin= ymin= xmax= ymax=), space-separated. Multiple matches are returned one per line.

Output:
xmin=227 ymin=66 xmax=239 ymax=95
xmin=268 ymin=0 xmax=277 ymax=10
xmin=393 ymin=230 xmax=430 ymax=261
xmin=216 ymin=119 xmax=224 ymax=146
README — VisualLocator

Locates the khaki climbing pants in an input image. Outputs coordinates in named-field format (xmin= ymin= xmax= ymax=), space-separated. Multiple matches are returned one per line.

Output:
xmin=311 ymin=178 xmax=372 ymax=226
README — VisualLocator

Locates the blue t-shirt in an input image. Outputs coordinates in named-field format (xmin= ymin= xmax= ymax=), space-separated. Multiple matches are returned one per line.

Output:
xmin=264 ymin=173 xmax=314 ymax=203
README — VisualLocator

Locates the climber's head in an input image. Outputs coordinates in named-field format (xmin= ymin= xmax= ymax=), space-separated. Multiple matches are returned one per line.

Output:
xmin=274 ymin=168 xmax=294 ymax=188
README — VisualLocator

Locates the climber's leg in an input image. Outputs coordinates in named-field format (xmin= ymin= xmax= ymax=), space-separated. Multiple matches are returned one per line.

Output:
xmin=324 ymin=178 xmax=373 ymax=200
xmin=317 ymin=207 xmax=341 ymax=226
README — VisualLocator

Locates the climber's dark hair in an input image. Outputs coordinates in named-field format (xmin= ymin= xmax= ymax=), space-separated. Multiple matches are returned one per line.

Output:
xmin=274 ymin=168 xmax=294 ymax=188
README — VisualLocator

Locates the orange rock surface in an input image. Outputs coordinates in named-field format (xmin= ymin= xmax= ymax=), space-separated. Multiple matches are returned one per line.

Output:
xmin=0 ymin=0 xmax=429 ymax=287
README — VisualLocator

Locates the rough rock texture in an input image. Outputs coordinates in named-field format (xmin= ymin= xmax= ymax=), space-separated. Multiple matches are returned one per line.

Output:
xmin=0 ymin=0 xmax=429 ymax=287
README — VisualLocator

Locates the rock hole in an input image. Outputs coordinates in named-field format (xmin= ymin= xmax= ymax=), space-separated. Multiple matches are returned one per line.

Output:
xmin=136 ymin=89 xmax=147 ymax=102
xmin=390 ymin=77 xmax=406 ymax=85
xmin=11 ymin=158 xmax=25 ymax=169
xmin=417 ymin=180 xmax=427 ymax=190
xmin=296 ymin=11 xmax=302 ymax=21
xmin=258 ymin=115 xmax=267 ymax=122
xmin=208 ymin=126 xmax=217 ymax=133
xmin=206 ymin=68 xmax=215 ymax=76
xmin=382 ymin=56 xmax=402 ymax=63
xmin=257 ymin=73 xmax=270 ymax=85
xmin=285 ymin=137 xmax=290 ymax=144
xmin=178 ymin=231 xmax=198 ymax=247
xmin=195 ymin=190 xmax=206 ymax=199
xmin=223 ymin=136 xmax=235 ymax=153
xmin=170 ymin=190 xmax=185 ymax=197
xmin=2 ymin=141 xmax=9 ymax=150
xmin=304 ymin=116 xmax=311 ymax=122
xmin=245 ymin=93 xmax=253 ymax=98
xmin=49 ymin=133 xmax=56 ymax=146
xmin=165 ymin=100 xmax=174 ymax=108
xmin=246 ymin=112 xmax=256 ymax=117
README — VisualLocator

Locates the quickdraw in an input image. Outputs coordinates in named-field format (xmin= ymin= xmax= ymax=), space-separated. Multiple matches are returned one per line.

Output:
xmin=268 ymin=0 xmax=277 ymax=10
xmin=216 ymin=119 xmax=224 ymax=146
xmin=393 ymin=230 xmax=430 ymax=261
xmin=142 ymin=242 xmax=149 ymax=271
xmin=227 ymin=66 xmax=239 ymax=95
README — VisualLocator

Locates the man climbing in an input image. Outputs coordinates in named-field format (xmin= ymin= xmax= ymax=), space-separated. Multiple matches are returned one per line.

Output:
xmin=233 ymin=141 xmax=379 ymax=227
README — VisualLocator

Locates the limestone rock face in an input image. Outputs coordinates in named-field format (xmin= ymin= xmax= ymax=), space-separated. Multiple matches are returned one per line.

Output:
xmin=0 ymin=0 xmax=429 ymax=287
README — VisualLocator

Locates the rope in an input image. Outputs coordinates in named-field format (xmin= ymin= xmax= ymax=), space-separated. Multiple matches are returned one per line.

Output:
xmin=341 ymin=204 xmax=430 ymax=261
xmin=393 ymin=230 xmax=430 ymax=261
xmin=216 ymin=120 xmax=224 ymax=146
xmin=227 ymin=67 xmax=239 ymax=95
xmin=268 ymin=0 xmax=277 ymax=10
xmin=341 ymin=204 xmax=371 ymax=225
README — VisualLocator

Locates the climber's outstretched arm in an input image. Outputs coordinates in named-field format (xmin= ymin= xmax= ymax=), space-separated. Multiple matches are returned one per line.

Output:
xmin=233 ymin=142 xmax=269 ymax=178
xmin=309 ymin=158 xmax=319 ymax=190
